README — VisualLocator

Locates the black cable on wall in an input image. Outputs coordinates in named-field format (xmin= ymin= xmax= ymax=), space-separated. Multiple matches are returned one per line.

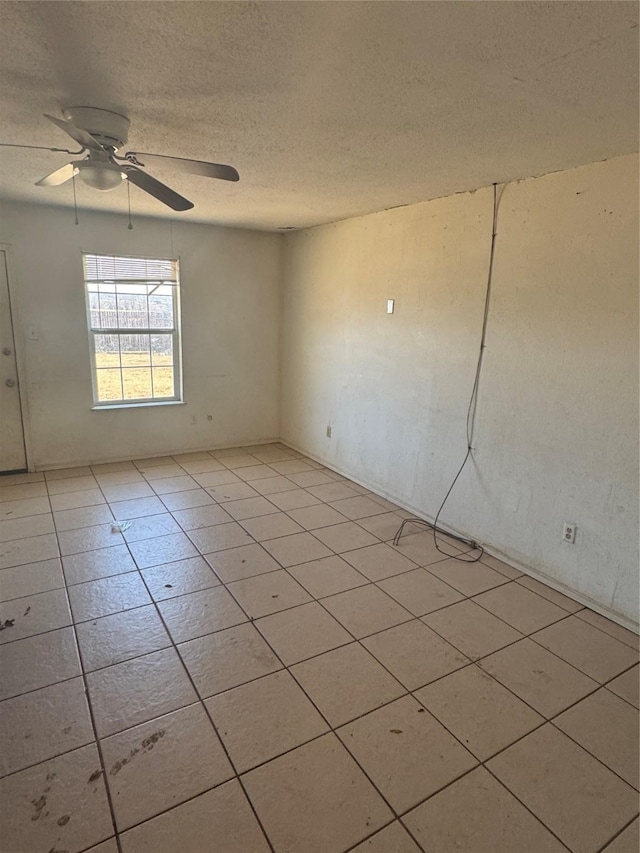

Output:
xmin=393 ymin=181 xmax=502 ymax=563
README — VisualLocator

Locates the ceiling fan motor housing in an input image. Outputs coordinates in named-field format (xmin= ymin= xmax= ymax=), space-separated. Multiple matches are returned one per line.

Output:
xmin=31 ymin=106 xmax=235 ymax=209
xmin=63 ymin=107 xmax=130 ymax=151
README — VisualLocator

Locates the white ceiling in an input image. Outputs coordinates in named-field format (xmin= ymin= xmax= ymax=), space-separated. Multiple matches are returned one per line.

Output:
xmin=0 ymin=1 xmax=637 ymax=231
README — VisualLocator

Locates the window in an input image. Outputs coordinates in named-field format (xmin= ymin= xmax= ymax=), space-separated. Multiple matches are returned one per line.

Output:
xmin=83 ymin=253 xmax=182 ymax=406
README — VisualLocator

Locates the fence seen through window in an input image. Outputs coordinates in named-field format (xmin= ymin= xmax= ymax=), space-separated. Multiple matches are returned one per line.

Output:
xmin=83 ymin=254 xmax=182 ymax=405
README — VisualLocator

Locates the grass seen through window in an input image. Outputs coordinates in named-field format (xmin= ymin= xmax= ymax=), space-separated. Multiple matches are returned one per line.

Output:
xmin=83 ymin=254 xmax=182 ymax=405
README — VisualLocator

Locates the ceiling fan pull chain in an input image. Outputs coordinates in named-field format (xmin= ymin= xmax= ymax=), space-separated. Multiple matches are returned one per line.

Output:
xmin=127 ymin=180 xmax=133 ymax=231
xmin=72 ymin=175 xmax=79 ymax=226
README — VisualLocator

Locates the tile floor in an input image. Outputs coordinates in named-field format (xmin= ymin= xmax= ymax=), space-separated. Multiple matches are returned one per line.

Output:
xmin=0 ymin=442 xmax=638 ymax=853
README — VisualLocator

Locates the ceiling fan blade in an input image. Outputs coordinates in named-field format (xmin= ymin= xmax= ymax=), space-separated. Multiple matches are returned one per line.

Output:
xmin=123 ymin=165 xmax=194 ymax=211
xmin=44 ymin=114 xmax=103 ymax=152
xmin=126 ymin=152 xmax=239 ymax=182
xmin=0 ymin=142 xmax=84 ymax=155
xmin=35 ymin=163 xmax=79 ymax=187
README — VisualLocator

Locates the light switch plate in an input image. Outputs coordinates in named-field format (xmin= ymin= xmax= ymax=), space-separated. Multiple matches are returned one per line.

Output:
xmin=386 ymin=299 xmax=395 ymax=314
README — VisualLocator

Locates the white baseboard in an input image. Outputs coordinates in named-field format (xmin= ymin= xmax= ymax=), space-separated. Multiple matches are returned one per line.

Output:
xmin=33 ymin=437 xmax=283 ymax=472
xmin=280 ymin=439 xmax=640 ymax=635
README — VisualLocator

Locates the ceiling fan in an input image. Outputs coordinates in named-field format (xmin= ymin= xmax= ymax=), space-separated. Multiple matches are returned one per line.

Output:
xmin=1 ymin=107 xmax=239 ymax=211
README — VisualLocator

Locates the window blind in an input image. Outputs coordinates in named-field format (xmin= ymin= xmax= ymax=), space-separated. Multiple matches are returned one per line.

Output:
xmin=83 ymin=254 xmax=178 ymax=283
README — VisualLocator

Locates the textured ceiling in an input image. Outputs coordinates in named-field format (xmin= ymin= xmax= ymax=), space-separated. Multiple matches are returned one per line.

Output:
xmin=0 ymin=1 xmax=637 ymax=231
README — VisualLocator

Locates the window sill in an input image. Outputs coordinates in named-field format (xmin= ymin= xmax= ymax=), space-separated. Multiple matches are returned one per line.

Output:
xmin=92 ymin=400 xmax=185 ymax=411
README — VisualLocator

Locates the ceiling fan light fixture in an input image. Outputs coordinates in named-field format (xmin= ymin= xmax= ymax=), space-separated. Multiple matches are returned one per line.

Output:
xmin=76 ymin=160 xmax=125 ymax=192
xmin=20 ymin=108 xmax=237 ymax=210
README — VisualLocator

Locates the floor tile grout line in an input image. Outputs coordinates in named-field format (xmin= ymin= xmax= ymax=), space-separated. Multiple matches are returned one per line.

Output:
xmin=44 ymin=482 xmax=125 ymax=853
xmin=411 ymin=673 xmax=638 ymax=800
xmin=226 ymin=535 xmax=639 ymax=801
xmin=480 ymin=764 xmax=575 ymax=853
xmin=76 ymin=836 xmax=118 ymax=853
xmin=340 ymin=817 xmax=402 ymax=853
xmin=0 ymin=574 xmax=66 ymax=603
xmin=393 ymin=681 xmax=628 ymax=853
xmin=342 ymin=506 xmax=635 ymax=649
xmin=1 ymin=520 xmax=636 ymax=840
xmin=225 ymin=554 xmax=375 ymax=598
xmin=594 ymin=812 xmax=640 ymax=853
xmin=2 ymin=658 xmax=631 ymax=853
xmin=94 ymin=775 xmax=269 ymax=842
xmin=547 ymin=717 xmax=640 ymax=792
xmin=0 ymin=509 xmax=52 ymax=524
xmin=105 ymin=471 xmax=422 ymax=850
xmin=213 ymin=569 xmax=634 ymax=695
xmin=4 ymin=602 xmax=636 ymax=753
xmin=513 ymin=576 xmax=587 ymax=615
xmin=3 ymin=455 xmax=639 ymax=655
xmin=100 ymin=708 xmax=429 ymax=845
xmin=427 ymin=594 xmax=530 ymax=638
xmin=221 ymin=545 xmax=509 ymax=848
xmin=0 ymin=530 xmax=577 ymax=632
xmin=402 ymin=626 xmax=640 ymax=788
xmin=369 ymin=560 xmax=502 ymax=607
xmin=0 ymin=613 xmax=76 ymax=646
xmin=226 ymin=447 xmax=638 ymax=645
xmin=104 ymin=495 xmax=279 ymax=853
xmin=7 ymin=534 xmax=373 ymax=604
xmin=347 ymin=719 xmax=573 ymax=853
xmin=4 ymin=535 xmax=638 ymax=693
xmin=601 ymin=680 xmax=640 ymax=711
xmin=0 ymin=664 xmax=90 ymax=704
xmin=3 ymin=535 xmax=637 ymax=693
xmin=222 ymin=598 xmax=415 ymax=834
xmin=282 ymin=564 xmax=614 ymax=848
xmin=275 ymin=509 xmax=443 ymax=570
xmin=439 ymin=589 xmax=639 ymax=685
xmin=413 ymin=603 xmax=640 ymax=725
xmin=0 ymin=500 xmax=523 ymax=587
xmin=0 ymin=722 xmax=116 ymax=783
xmin=3 ymin=446 xmax=638 ymax=850
xmin=72 ymin=464 xmax=271 ymax=846
xmin=0 ymin=516 xmax=56 ymax=541
xmin=106 ymin=475 xmax=600 ymax=642
xmin=526 ymin=621 xmax=639 ymax=683
xmin=270 ymin=616 xmax=507 ymax=853
xmin=573 ymin=613 xmax=640 ymax=651
xmin=6 ymin=489 xmax=596 ymax=627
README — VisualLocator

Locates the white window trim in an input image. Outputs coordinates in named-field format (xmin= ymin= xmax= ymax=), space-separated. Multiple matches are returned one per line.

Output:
xmin=83 ymin=253 xmax=184 ymax=408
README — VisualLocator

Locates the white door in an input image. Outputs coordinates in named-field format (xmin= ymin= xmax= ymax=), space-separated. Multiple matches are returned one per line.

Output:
xmin=0 ymin=251 xmax=26 ymax=472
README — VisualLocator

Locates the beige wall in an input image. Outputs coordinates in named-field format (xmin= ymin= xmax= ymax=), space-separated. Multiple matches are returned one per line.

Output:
xmin=1 ymin=155 xmax=637 ymax=627
xmin=280 ymin=154 xmax=639 ymax=627
xmin=0 ymin=201 xmax=282 ymax=468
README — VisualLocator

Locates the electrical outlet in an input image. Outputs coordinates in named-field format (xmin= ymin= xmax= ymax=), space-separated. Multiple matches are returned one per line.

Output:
xmin=562 ymin=523 xmax=577 ymax=544
xmin=326 ymin=425 xmax=332 ymax=438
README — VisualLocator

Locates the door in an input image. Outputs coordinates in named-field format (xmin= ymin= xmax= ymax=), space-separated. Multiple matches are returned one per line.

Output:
xmin=0 ymin=250 xmax=26 ymax=472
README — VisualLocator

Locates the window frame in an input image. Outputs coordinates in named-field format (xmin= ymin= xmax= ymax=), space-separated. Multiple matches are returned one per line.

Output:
xmin=83 ymin=252 xmax=184 ymax=409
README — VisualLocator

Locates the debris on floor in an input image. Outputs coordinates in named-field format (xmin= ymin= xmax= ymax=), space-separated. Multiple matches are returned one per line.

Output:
xmin=1 ymin=444 xmax=637 ymax=853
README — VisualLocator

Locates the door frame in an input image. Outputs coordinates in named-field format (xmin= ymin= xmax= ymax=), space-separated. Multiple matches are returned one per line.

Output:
xmin=0 ymin=243 xmax=32 ymax=472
